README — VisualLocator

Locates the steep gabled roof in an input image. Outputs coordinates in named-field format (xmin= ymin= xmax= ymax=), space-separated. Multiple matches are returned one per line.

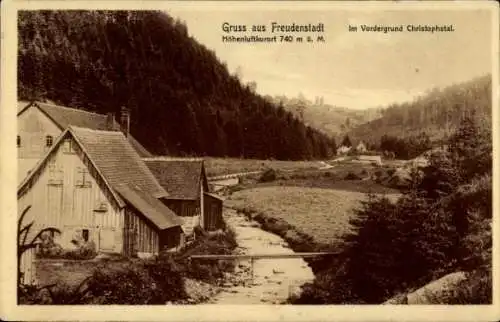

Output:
xmin=143 ymin=157 xmax=208 ymax=200
xmin=70 ymin=126 xmax=167 ymax=200
xmin=18 ymin=126 xmax=178 ymax=230
xmin=115 ymin=184 xmax=183 ymax=230
xmin=17 ymin=101 xmax=153 ymax=157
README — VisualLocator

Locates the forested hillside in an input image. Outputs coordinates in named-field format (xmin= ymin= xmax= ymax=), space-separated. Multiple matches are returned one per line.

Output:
xmin=348 ymin=75 xmax=492 ymax=147
xmin=18 ymin=11 xmax=336 ymax=160
xmin=265 ymin=94 xmax=382 ymax=137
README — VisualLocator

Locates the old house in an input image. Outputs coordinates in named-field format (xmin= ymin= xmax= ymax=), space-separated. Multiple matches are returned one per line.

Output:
xmin=17 ymin=101 xmax=152 ymax=183
xmin=18 ymin=126 xmax=184 ymax=260
xmin=336 ymin=145 xmax=351 ymax=155
xmin=356 ymin=141 xmax=367 ymax=153
xmin=143 ymin=158 xmax=224 ymax=237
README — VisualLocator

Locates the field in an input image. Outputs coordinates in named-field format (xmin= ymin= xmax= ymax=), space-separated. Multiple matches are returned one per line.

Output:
xmin=227 ymin=186 xmax=383 ymax=245
xmin=203 ymin=157 xmax=324 ymax=177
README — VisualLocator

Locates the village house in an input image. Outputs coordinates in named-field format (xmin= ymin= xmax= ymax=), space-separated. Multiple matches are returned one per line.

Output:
xmin=17 ymin=101 xmax=152 ymax=183
xmin=143 ymin=158 xmax=224 ymax=238
xmin=356 ymin=141 xmax=367 ymax=153
xmin=18 ymin=126 xmax=185 ymax=261
xmin=336 ymin=145 xmax=352 ymax=156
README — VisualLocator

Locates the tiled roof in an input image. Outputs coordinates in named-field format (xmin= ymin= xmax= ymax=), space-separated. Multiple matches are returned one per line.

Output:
xmin=115 ymin=184 xmax=183 ymax=230
xmin=144 ymin=158 xmax=206 ymax=200
xmin=19 ymin=101 xmax=153 ymax=157
xmin=71 ymin=126 xmax=168 ymax=200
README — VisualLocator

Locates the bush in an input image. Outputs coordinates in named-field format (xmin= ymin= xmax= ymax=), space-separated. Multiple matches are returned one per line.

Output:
xmin=259 ymin=168 xmax=277 ymax=182
xmin=448 ymin=268 xmax=492 ymax=304
xmin=37 ymin=236 xmax=97 ymax=260
xmin=86 ymin=258 xmax=187 ymax=304
xmin=294 ymin=193 xmax=460 ymax=304
xmin=86 ymin=265 xmax=161 ymax=304
xmin=65 ymin=241 xmax=97 ymax=260
xmin=173 ymin=227 xmax=238 ymax=284
xmin=37 ymin=233 xmax=64 ymax=258
xmin=344 ymin=172 xmax=361 ymax=180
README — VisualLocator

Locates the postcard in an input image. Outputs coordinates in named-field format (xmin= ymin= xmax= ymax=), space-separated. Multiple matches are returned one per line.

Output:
xmin=1 ymin=1 xmax=499 ymax=321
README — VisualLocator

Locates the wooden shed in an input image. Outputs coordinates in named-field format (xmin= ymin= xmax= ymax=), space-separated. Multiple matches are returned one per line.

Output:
xmin=144 ymin=158 xmax=224 ymax=235
xmin=203 ymin=192 xmax=224 ymax=231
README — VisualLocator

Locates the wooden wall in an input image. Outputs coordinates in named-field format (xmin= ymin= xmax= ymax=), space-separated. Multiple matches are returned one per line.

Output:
xmin=162 ymin=199 xmax=200 ymax=217
xmin=123 ymin=208 xmax=160 ymax=256
xmin=203 ymin=193 xmax=223 ymax=231
xmin=18 ymin=136 xmax=124 ymax=253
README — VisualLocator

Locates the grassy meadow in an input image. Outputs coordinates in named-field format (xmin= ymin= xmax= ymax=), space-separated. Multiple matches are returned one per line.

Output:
xmin=203 ymin=157 xmax=324 ymax=177
xmin=227 ymin=186 xmax=398 ymax=245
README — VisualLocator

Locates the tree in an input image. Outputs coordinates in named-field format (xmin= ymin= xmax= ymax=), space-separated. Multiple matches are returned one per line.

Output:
xmin=341 ymin=135 xmax=352 ymax=147
xmin=448 ymin=112 xmax=492 ymax=183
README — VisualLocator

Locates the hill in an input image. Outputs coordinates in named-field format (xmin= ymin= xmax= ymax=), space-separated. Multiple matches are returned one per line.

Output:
xmin=347 ymin=75 xmax=492 ymax=147
xmin=18 ymin=11 xmax=336 ymax=160
xmin=266 ymin=95 xmax=383 ymax=137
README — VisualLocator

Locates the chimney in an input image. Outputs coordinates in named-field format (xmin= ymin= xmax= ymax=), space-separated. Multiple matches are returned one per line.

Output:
xmin=106 ymin=112 xmax=115 ymax=131
xmin=119 ymin=106 xmax=130 ymax=137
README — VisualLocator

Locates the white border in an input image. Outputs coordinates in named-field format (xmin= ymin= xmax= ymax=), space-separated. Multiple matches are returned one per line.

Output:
xmin=1 ymin=1 xmax=499 ymax=321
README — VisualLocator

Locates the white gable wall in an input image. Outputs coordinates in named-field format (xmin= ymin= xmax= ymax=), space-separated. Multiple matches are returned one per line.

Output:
xmin=18 ymin=136 xmax=124 ymax=253
xmin=18 ymin=105 xmax=62 ymax=183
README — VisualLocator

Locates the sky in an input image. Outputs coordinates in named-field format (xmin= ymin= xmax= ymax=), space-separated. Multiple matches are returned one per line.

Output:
xmin=165 ymin=4 xmax=494 ymax=109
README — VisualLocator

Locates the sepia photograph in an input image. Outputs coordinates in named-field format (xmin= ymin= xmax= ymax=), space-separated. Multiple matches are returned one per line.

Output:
xmin=1 ymin=0 xmax=499 ymax=320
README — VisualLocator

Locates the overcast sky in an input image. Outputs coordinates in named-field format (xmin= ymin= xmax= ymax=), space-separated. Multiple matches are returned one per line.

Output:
xmin=165 ymin=4 xmax=493 ymax=109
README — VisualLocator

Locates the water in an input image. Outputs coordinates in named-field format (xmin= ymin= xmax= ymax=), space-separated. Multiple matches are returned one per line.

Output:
xmin=209 ymin=209 xmax=315 ymax=304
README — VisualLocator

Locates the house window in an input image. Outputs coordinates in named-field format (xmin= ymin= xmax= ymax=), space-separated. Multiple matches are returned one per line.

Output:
xmin=48 ymin=163 xmax=64 ymax=186
xmin=17 ymin=135 xmax=21 ymax=148
xmin=82 ymin=229 xmax=89 ymax=242
xmin=46 ymin=135 xmax=54 ymax=147
xmin=75 ymin=167 xmax=92 ymax=188
xmin=63 ymin=139 xmax=75 ymax=154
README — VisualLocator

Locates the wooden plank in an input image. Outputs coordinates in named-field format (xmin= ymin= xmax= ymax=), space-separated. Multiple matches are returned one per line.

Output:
xmin=189 ymin=252 xmax=340 ymax=260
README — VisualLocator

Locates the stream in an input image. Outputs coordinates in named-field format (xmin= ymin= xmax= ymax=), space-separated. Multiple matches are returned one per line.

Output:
xmin=208 ymin=208 xmax=315 ymax=304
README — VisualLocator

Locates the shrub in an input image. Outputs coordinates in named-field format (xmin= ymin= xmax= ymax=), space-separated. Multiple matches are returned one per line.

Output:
xmin=294 ymin=193 xmax=460 ymax=304
xmin=86 ymin=265 xmax=161 ymax=304
xmin=344 ymin=172 xmax=361 ymax=180
xmin=37 ymin=233 xmax=64 ymax=258
xmin=259 ymin=168 xmax=277 ymax=182
xmin=65 ymin=241 xmax=97 ymax=260
xmin=448 ymin=268 xmax=492 ymax=304
xmin=85 ymin=258 xmax=187 ymax=304
xmin=173 ymin=227 xmax=237 ymax=284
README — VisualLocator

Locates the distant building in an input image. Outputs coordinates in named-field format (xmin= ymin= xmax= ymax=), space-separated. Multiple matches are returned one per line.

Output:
xmin=356 ymin=141 xmax=367 ymax=153
xmin=18 ymin=126 xmax=184 ymax=261
xmin=17 ymin=101 xmax=152 ymax=183
xmin=337 ymin=145 xmax=352 ymax=155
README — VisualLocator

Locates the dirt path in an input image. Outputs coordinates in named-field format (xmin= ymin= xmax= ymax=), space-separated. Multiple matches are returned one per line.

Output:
xmin=208 ymin=208 xmax=315 ymax=304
